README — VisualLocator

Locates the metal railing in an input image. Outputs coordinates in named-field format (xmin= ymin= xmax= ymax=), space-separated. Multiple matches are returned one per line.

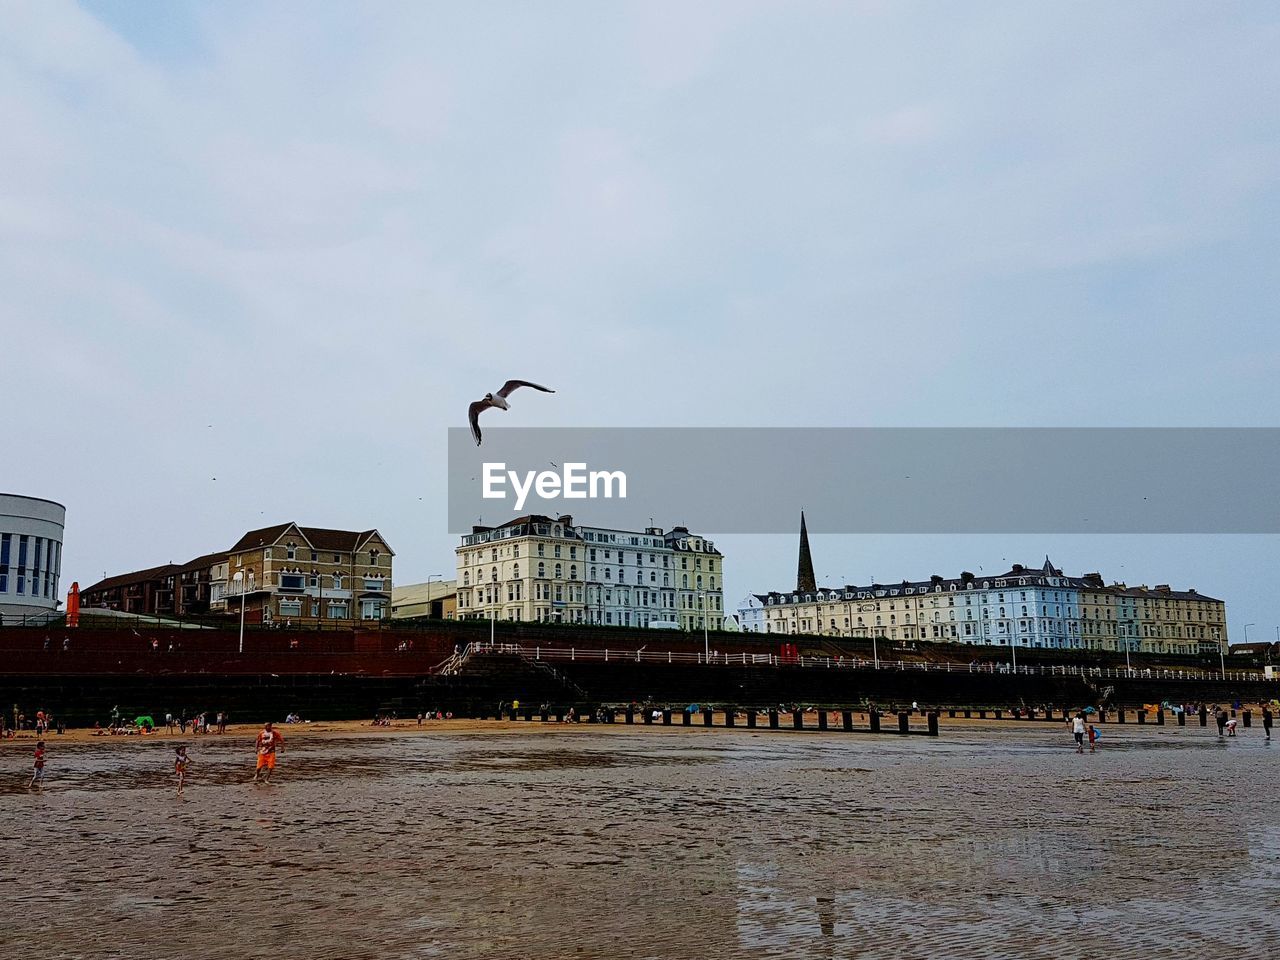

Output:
xmin=454 ymin=643 xmax=1270 ymax=683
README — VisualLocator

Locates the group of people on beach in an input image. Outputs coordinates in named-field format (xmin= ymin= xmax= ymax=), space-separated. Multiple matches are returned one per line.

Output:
xmin=1068 ymin=702 xmax=1274 ymax=750
xmin=24 ymin=720 xmax=285 ymax=794
xmin=4 ymin=707 xmax=64 ymax=739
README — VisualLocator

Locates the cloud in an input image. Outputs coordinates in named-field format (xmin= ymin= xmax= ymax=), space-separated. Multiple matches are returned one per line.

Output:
xmin=0 ymin=1 xmax=1276 ymax=633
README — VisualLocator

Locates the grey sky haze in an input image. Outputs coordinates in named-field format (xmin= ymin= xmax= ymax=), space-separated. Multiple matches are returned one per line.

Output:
xmin=2 ymin=2 xmax=1277 ymax=639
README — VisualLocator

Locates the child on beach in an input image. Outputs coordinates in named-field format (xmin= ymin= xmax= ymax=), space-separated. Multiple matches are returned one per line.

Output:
xmin=174 ymin=746 xmax=191 ymax=794
xmin=1088 ymin=724 xmax=1100 ymax=752
xmin=30 ymin=740 xmax=46 ymax=789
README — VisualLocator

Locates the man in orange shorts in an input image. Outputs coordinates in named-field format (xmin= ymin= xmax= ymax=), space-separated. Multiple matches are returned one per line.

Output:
xmin=252 ymin=721 xmax=284 ymax=783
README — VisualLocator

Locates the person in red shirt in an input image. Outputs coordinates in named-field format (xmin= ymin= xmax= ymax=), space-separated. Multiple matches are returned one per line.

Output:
xmin=30 ymin=740 xmax=46 ymax=789
xmin=252 ymin=722 xmax=284 ymax=783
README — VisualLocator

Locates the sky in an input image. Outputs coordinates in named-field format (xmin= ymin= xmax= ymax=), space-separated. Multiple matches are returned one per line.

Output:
xmin=2 ymin=2 xmax=1278 ymax=642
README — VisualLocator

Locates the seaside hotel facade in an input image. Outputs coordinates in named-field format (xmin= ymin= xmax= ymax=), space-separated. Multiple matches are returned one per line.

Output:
xmin=750 ymin=558 xmax=1226 ymax=657
xmin=455 ymin=514 xmax=725 ymax=630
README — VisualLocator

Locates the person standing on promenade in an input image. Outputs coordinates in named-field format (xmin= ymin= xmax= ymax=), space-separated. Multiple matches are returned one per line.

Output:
xmin=1263 ymin=705 xmax=1273 ymax=740
xmin=1072 ymin=713 xmax=1086 ymax=753
xmin=252 ymin=721 xmax=284 ymax=783
xmin=30 ymin=740 xmax=46 ymax=789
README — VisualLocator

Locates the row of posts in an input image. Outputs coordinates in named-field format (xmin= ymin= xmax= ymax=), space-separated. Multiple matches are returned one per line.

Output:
xmin=493 ymin=705 xmax=940 ymax=736
xmin=941 ymin=705 xmax=1255 ymax=728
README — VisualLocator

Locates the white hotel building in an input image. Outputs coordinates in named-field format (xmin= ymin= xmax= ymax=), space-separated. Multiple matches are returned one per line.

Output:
xmin=455 ymin=514 xmax=725 ymax=630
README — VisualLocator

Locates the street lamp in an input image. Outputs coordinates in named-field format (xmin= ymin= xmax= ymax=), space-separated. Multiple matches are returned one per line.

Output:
xmin=1119 ymin=619 xmax=1135 ymax=676
xmin=699 ymin=590 xmax=709 ymax=663
xmin=233 ymin=570 xmax=253 ymax=654
xmin=1239 ymin=623 xmax=1256 ymax=678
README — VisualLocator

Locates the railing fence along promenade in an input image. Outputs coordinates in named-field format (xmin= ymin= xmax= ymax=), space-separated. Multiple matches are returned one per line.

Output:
xmin=444 ymin=641 xmax=1269 ymax=684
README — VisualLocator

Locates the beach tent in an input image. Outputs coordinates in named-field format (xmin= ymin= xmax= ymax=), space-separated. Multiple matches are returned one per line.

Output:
xmin=134 ymin=715 xmax=155 ymax=729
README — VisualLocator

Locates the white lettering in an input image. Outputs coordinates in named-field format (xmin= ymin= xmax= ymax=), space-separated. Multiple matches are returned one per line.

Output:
xmin=562 ymin=462 xmax=587 ymax=499
xmin=479 ymin=462 xmax=628 ymax=510
xmin=534 ymin=471 xmax=561 ymax=501
xmin=482 ymin=463 xmax=507 ymax=499
xmin=590 ymin=469 xmax=627 ymax=499
xmin=509 ymin=469 xmax=537 ymax=511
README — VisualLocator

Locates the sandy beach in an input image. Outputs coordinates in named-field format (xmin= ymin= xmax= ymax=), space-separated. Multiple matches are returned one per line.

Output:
xmin=0 ymin=704 xmax=1271 ymax=746
xmin=2 ymin=702 xmax=1277 ymax=960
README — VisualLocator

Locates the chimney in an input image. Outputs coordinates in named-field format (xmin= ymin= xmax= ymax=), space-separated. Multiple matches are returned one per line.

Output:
xmin=1012 ymin=563 xmax=1025 ymax=573
xmin=961 ymin=571 xmax=975 ymax=584
xmin=930 ymin=574 xmax=944 ymax=585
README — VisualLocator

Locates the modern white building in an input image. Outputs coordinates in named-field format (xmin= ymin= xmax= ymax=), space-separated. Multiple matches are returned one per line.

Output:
xmin=0 ymin=493 xmax=66 ymax=623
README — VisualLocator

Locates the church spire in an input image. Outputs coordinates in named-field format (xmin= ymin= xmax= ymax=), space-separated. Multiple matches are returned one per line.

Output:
xmin=796 ymin=511 xmax=816 ymax=593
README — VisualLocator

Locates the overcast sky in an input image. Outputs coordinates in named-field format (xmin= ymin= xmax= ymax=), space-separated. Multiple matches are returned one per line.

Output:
xmin=3 ymin=2 xmax=1278 ymax=641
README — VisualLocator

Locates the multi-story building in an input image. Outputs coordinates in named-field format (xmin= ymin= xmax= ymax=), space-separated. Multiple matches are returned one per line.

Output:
xmin=455 ymin=515 xmax=724 ymax=629
xmin=736 ymin=594 xmax=765 ymax=632
xmin=1115 ymin=584 xmax=1224 ymax=656
xmin=0 ymin=493 xmax=65 ymax=623
xmin=219 ymin=522 xmax=394 ymax=624
xmin=81 ymin=563 xmax=178 ymax=615
xmin=758 ymin=561 xmax=1223 ymax=654
xmin=158 ymin=552 xmax=227 ymax=617
xmin=755 ymin=519 xmax=1225 ymax=655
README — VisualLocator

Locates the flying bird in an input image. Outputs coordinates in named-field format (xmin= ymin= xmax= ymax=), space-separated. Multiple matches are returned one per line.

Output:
xmin=468 ymin=380 xmax=555 ymax=445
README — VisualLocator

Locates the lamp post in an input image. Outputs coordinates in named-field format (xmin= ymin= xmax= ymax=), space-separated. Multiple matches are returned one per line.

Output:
xmin=1118 ymin=619 xmax=1135 ymax=676
xmin=1239 ymin=623 xmax=1256 ymax=678
xmin=233 ymin=570 xmax=253 ymax=654
xmin=699 ymin=590 xmax=709 ymax=663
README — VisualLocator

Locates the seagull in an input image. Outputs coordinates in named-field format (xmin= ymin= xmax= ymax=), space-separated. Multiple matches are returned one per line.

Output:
xmin=468 ymin=380 xmax=555 ymax=445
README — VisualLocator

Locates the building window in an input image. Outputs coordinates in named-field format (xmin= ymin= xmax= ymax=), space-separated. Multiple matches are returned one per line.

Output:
xmin=286 ymin=543 xmax=296 ymax=560
xmin=279 ymin=599 xmax=302 ymax=617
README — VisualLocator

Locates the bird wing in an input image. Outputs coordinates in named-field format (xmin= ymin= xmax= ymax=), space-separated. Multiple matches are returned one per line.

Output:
xmin=496 ymin=379 xmax=554 ymax=398
xmin=468 ymin=400 xmax=489 ymax=445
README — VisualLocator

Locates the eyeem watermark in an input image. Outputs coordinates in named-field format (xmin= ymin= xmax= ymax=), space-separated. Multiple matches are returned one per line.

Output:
xmin=482 ymin=462 xmax=627 ymax=511
xmin=450 ymin=427 xmax=1280 ymax=533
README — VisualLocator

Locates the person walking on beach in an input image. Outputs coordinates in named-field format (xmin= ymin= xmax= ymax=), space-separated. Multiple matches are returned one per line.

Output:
xmin=174 ymin=746 xmax=191 ymax=795
xmin=1215 ymin=706 xmax=1228 ymax=737
xmin=1072 ymin=713 xmax=1086 ymax=753
xmin=1088 ymin=724 xmax=1100 ymax=753
xmin=252 ymin=722 xmax=284 ymax=783
xmin=1263 ymin=705 xmax=1273 ymax=740
xmin=30 ymin=740 xmax=46 ymax=789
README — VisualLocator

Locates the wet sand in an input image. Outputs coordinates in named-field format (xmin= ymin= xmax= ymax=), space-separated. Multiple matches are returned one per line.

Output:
xmin=1 ymin=721 xmax=1276 ymax=959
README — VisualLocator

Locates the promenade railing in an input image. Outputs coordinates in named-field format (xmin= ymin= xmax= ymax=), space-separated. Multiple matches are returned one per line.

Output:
xmin=460 ymin=642 xmax=1269 ymax=683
